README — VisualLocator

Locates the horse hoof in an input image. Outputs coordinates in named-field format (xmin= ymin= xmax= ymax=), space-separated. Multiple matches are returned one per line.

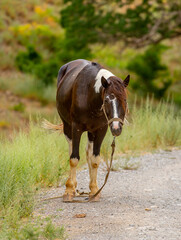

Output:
xmin=89 ymin=194 xmax=101 ymax=202
xmin=63 ymin=193 xmax=74 ymax=202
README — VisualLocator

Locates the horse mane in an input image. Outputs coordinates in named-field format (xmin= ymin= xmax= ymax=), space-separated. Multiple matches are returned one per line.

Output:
xmin=108 ymin=76 xmax=127 ymax=104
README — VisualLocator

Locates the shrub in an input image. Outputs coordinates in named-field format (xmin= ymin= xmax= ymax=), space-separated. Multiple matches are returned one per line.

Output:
xmin=34 ymin=59 xmax=60 ymax=86
xmin=15 ymin=46 xmax=60 ymax=86
xmin=127 ymin=44 xmax=172 ymax=98
xmin=15 ymin=46 xmax=42 ymax=73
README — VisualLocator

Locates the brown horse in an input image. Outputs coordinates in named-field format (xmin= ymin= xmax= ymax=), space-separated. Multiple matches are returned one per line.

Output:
xmin=48 ymin=59 xmax=130 ymax=202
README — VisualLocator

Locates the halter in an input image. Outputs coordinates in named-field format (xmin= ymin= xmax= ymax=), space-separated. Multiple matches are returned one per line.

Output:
xmin=101 ymin=103 xmax=124 ymax=126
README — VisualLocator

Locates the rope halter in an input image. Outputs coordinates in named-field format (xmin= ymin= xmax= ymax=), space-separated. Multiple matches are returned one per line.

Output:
xmin=101 ymin=103 xmax=124 ymax=126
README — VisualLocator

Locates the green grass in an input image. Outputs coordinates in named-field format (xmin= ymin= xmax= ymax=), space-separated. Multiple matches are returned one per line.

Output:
xmin=0 ymin=122 xmax=69 ymax=231
xmin=0 ymin=218 xmax=66 ymax=240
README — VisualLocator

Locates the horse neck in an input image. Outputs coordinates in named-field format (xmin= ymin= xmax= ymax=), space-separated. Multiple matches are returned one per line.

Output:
xmin=87 ymin=88 xmax=104 ymax=112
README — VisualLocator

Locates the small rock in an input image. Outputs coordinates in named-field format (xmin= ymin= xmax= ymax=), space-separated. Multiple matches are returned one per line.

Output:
xmin=73 ymin=213 xmax=86 ymax=218
xmin=145 ymin=208 xmax=151 ymax=211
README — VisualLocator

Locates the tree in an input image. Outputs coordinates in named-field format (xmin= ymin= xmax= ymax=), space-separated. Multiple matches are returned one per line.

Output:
xmin=60 ymin=0 xmax=181 ymax=53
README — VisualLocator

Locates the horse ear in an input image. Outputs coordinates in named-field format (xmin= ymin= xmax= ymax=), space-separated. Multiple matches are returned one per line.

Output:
xmin=123 ymin=75 xmax=130 ymax=88
xmin=101 ymin=76 xmax=110 ymax=88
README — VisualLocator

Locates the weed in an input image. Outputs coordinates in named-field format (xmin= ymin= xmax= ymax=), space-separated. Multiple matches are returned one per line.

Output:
xmin=10 ymin=102 xmax=25 ymax=112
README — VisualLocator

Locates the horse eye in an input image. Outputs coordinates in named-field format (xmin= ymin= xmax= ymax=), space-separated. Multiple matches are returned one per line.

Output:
xmin=110 ymin=94 xmax=115 ymax=100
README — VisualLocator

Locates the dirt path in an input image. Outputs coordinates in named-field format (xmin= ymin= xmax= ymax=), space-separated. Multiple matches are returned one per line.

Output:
xmin=35 ymin=150 xmax=181 ymax=240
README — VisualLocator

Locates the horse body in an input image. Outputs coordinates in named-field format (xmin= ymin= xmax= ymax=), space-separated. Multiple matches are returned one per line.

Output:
xmin=56 ymin=59 xmax=130 ymax=202
xmin=57 ymin=60 xmax=106 ymax=131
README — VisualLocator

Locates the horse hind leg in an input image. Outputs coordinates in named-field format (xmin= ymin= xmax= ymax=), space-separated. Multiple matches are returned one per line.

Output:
xmin=86 ymin=132 xmax=94 ymax=178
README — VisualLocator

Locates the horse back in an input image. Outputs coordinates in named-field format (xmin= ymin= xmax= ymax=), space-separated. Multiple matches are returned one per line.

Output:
xmin=57 ymin=59 xmax=90 ymax=88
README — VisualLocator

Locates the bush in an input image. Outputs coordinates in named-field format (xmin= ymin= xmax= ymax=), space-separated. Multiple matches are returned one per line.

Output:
xmin=127 ymin=44 xmax=172 ymax=98
xmin=15 ymin=46 xmax=60 ymax=86
xmin=15 ymin=46 xmax=42 ymax=73
xmin=34 ymin=59 xmax=60 ymax=86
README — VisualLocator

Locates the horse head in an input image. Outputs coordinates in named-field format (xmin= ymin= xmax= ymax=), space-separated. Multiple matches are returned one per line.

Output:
xmin=101 ymin=75 xmax=130 ymax=136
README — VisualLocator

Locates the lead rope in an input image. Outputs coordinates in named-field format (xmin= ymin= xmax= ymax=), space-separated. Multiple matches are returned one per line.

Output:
xmin=42 ymin=137 xmax=116 ymax=203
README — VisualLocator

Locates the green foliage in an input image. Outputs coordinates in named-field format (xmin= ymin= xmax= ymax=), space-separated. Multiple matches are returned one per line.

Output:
xmin=13 ymin=18 xmax=66 ymax=86
xmin=10 ymin=102 xmax=25 ymax=112
xmin=34 ymin=59 xmax=60 ymax=86
xmin=15 ymin=46 xmax=58 ymax=86
xmin=127 ymin=44 xmax=172 ymax=98
xmin=60 ymin=0 xmax=98 ymax=59
xmin=15 ymin=46 xmax=42 ymax=73
xmin=60 ymin=0 xmax=181 ymax=52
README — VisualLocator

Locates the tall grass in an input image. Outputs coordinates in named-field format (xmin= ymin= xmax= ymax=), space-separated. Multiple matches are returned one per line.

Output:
xmin=0 ymin=98 xmax=180 ymax=237
xmin=0 ymin=122 xmax=70 ymax=227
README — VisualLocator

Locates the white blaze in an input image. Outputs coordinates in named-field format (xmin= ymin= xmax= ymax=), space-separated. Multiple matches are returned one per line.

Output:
xmin=112 ymin=98 xmax=119 ymax=130
xmin=94 ymin=69 xmax=114 ymax=93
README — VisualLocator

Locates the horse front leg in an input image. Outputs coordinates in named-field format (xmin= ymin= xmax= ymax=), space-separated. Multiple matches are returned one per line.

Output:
xmin=63 ymin=123 xmax=82 ymax=202
xmin=89 ymin=126 xmax=108 ymax=201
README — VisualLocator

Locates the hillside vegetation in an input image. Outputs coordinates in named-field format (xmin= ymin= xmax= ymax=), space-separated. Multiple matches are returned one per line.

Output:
xmin=0 ymin=0 xmax=181 ymax=104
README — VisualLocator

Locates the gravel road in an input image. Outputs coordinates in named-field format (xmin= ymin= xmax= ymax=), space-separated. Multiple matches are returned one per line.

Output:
xmin=36 ymin=149 xmax=181 ymax=240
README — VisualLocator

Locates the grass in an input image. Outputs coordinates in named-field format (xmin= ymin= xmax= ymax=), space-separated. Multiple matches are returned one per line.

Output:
xmin=0 ymin=122 xmax=69 ymax=236
xmin=0 ymin=71 xmax=56 ymax=103
xmin=0 ymin=218 xmax=66 ymax=240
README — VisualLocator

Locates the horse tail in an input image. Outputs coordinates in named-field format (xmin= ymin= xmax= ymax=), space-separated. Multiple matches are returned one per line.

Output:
xmin=57 ymin=63 xmax=68 ymax=87
xmin=42 ymin=119 xmax=63 ymax=133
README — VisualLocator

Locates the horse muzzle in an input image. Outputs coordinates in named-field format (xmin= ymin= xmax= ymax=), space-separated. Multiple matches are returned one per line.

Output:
xmin=110 ymin=121 xmax=122 ymax=136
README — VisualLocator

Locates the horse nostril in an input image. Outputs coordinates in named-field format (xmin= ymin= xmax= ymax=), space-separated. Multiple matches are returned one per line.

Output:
xmin=111 ymin=123 xmax=122 ymax=136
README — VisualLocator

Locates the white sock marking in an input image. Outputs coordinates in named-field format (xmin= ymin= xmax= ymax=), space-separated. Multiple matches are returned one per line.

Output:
xmin=94 ymin=69 xmax=114 ymax=93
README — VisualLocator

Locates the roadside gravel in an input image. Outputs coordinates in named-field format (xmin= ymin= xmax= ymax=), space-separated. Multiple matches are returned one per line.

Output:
xmin=35 ymin=149 xmax=181 ymax=240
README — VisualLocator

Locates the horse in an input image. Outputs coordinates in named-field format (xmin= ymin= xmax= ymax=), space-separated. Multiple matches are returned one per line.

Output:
xmin=47 ymin=59 xmax=130 ymax=202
